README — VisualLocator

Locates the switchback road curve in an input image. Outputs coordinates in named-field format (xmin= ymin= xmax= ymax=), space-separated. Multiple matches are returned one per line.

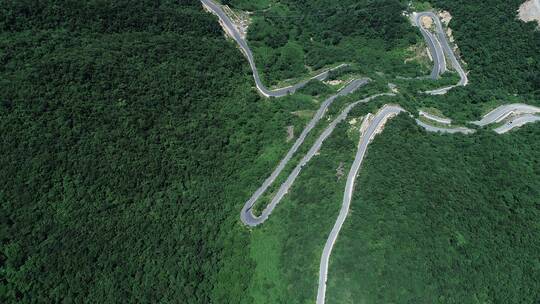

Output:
xmin=472 ymin=103 xmax=540 ymax=126
xmin=200 ymin=2 xmax=540 ymax=303
xmin=414 ymin=12 xmax=469 ymax=94
xmin=241 ymin=79 xmax=372 ymax=226
xmin=416 ymin=104 xmax=540 ymax=134
xmin=201 ymin=0 xmax=347 ymax=97
xmin=415 ymin=14 xmax=446 ymax=79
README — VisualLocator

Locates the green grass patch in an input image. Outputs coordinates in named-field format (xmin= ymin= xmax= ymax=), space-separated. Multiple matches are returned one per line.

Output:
xmin=249 ymin=228 xmax=287 ymax=303
xmin=247 ymin=120 xmax=369 ymax=303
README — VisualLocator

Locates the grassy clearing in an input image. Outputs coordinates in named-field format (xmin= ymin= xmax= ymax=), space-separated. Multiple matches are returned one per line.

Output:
xmin=421 ymin=107 xmax=447 ymax=117
xmin=249 ymin=228 xmax=287 ymax=303
xmin=247 ymin=118 xmax=372 ymax=303
xmin=270 ymin=63 xmax=352 ymax=90
xmin=403 ymin=42 xmax=433 ymax=75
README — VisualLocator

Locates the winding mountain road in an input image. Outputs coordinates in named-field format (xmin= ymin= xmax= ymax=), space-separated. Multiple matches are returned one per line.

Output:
xmin=316 ymin=103 xmax=539 ymax=304
xmin=415 ymin=119 xmax=474 ymax=134
xmin=241 ymin=79 xmax=369 ymax=226
xmin=241 ymin=91 xmax=395 ymax=226
xmin=203 ymin=0 xmax=466 ymax=96
xmin=419 ymin=110 xmax=452 ymax=124
xmin=200 ymin=2 xmax=540 ymax=303
xmin=316 ymin=105 xmax=404 ymax=304
xmin=494 ymin=114 xmax=540 ymax=134
xmin=472 ymin=103 xmax=540 ymax=126
xmin=414 ymin=12 xmax=469 ymax=94
xmin=415 ymin=14 xmax=446 ymax=79
xmin=201 ymin=0 xmax=347 ymax=97
xmin=417 ymin=104 xmax=540 ymax=134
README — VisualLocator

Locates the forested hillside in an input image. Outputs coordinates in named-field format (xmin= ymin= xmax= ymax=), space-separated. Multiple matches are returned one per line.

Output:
xmin=327 ymin=116 xmax=540 ymax=304
xmin=2 ymin=0 xmax=539 ymax=303
xmin=224 ymin=0 xmax=540 ymax=120
xmin=431 ymin=0 xmax=539 ymax=97
xmin=413 ymin=0 xmax=540 ymax=121
xmin=226 ymin=0 xmax=420 ymax=84
xmin=0 ymin=0 xmax=277 ymax=302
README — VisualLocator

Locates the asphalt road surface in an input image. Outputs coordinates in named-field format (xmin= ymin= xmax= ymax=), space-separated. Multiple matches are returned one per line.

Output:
xmin=414 ymin=12 xmax=469 ymax=94
xmin=200 ymin=3 xmax=540 ymax=302
xmin=472 ymin=103 xmax=540 ymax=126
xmin=414 ymin=14 xmax=446 ymax=79
xmin=241 ymin=79 xmax=370 ymax=226
xmin=419 ymin=110 xmax=452 ymax=124
xmin=494 ymin=114 xmax=540 ymax=134
xmin=201 ymin=0 xmax=347 ymax=97
xmin=417 ymin=104 xmax=540 ymax=134
xmin=415 ymin=119 xmax=474 ymax=134
xmin=316 ymin=105 xmax=404 ymax=304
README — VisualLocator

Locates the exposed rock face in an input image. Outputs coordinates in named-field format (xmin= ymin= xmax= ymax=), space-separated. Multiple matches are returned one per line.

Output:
xmin=519 ymin=0 xmax=540 ymax=26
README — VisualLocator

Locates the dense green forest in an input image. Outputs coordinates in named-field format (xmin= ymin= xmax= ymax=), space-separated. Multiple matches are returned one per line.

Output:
xmin=431 ymin=0 xmax=539 ymax=97
xmin=224 ymin=0 xmax=539 ymax=120
xmin=406 ymin=0 xmax=540 ymax=121
xmin=2 ymin=0 xmax=539 ymax=303
xmin=224 ymin=0 xmax=540 ymax=303
xmin=327 ymin=116 xmax=540 ymax=304
xmin=226 ymin=0 xmax=421 ymax=85
xmin=0 ymin=0 xmax=283 ymax=302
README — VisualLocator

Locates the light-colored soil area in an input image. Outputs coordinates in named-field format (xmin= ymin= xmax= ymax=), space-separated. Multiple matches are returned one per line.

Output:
xmin=421 ymin=16 xmax=434 ymax=28
xmin=286 ymin=125 xmax=294 ymax=142
xmin=439 ymin=10 xmax=452 ymax=25
xmin=518 ymin=0 xmax=540 ymax=25
xmin=222 ymin=5 xmax=252 ymax=39
xmin=325 ymin=79 xmax=344 ymax=86
xmin=388 ymin=83 xmax=399 ymax=93
xmin=446 ymin=28 xmax=455 ymax=43
xmin=335 ymin=162 xmax=345 ymax=180
xmin=438 ymin=11 xmax=466 ymax=67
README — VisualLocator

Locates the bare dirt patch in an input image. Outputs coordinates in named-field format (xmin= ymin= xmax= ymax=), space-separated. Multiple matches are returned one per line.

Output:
xmin=388 ymin=83 xmax=399 ymax=93
xmin=286 ymin=125 xmax=294 ymax=142
xmin=421 ymin=16 xmax=434 ymax=29
xmin=439 ymin=10 xmax=452 ymax=25
xmin=518 ymin=0 xmax=540 ymax=26
xmin=436 ymin=10 xmax=466 ymax=65
xmin=222 ymin=5 xmax=252 ymax=39
xmin=335 ymin=162 xmax=344 ymax=180
xmin=325 ymin=79 xmax=344 ymax=86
